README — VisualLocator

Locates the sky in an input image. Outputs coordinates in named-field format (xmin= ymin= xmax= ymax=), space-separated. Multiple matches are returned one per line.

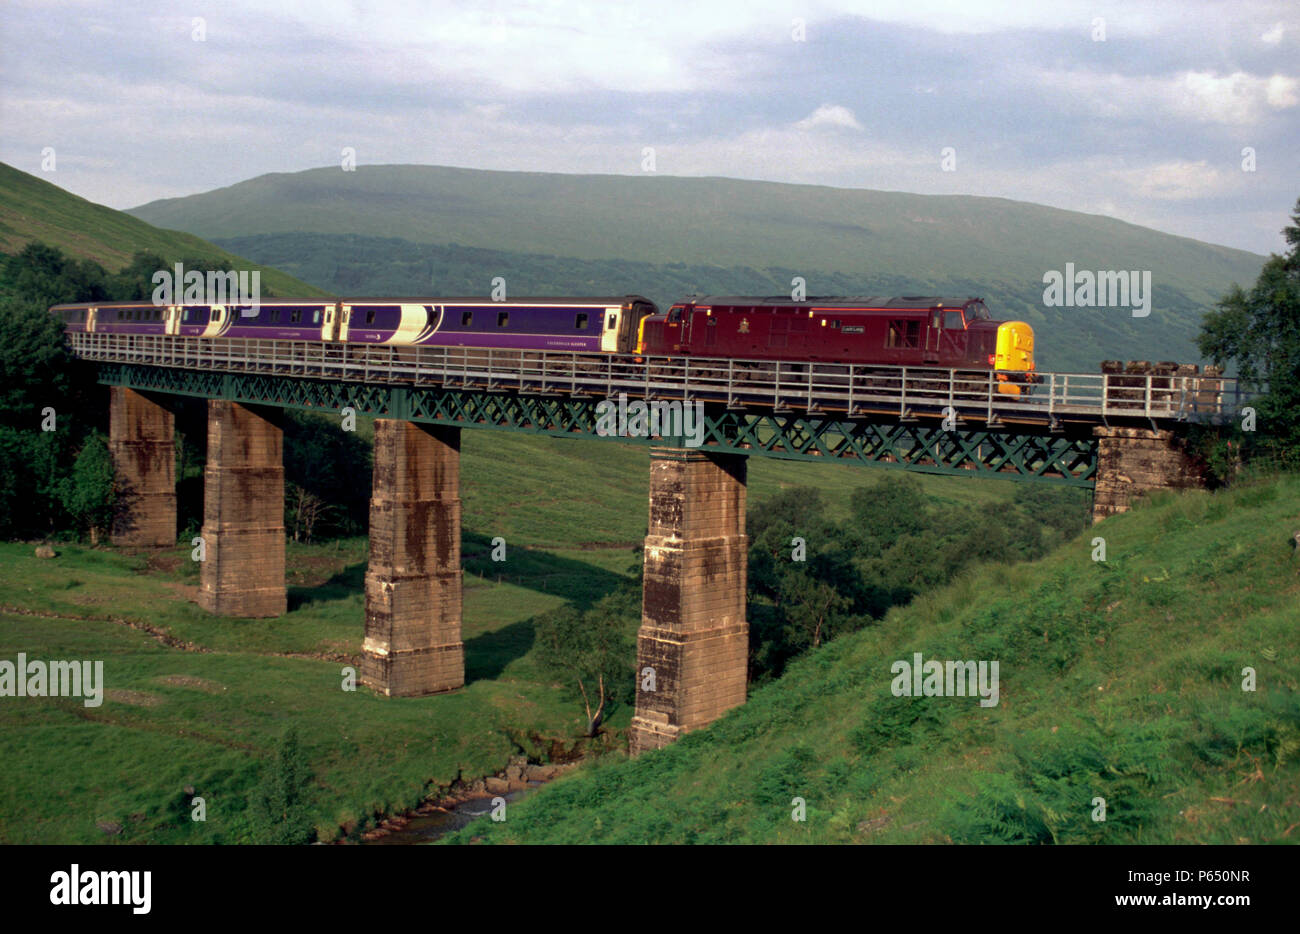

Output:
xmin=1 ymin=0 xmax=1296 ymax=255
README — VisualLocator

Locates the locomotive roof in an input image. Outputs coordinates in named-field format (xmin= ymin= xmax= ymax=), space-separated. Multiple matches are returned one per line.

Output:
xmin=683 ymin=296 xmax=982 ymax=308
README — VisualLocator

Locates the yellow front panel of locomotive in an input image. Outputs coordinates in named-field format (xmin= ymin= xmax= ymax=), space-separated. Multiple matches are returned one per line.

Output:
xmin=995 ymin=321 xmax=1035 ymax=395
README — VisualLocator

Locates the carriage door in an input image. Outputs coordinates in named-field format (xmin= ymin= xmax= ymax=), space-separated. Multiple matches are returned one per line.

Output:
xmin=322 ymin=304 xmax=337 ymax=341
xmin=164 ymin=305 xmax=181 ymax=335
xmin=338 ymin=304 xmax=352 ymax=342
xmin=601 ymin=307 xmax=620 ymax=353
xmin=86 ymin=307 xmax=98 ymax=333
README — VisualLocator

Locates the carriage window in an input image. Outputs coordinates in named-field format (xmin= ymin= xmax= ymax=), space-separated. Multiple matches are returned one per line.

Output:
xmin=271 ymin=309 xmax=281 ymax=323
xmin=575 ymin=313 xmax=588 ymax=329
xmin=886 ymin=319 xmax=921 ymax=348
xmin=832 ymin=319 xmax=841 ymax=328
xmin=365 ymin=310 xmax=376 ymax=324
xmin=498 ymin=312 xmax=509 ymax=327
xmin=944 ymin=310 xmax=964 ymax=330
xmin=313 ymin=310 xmax=321 ymax=323
xmin=462 ymin=311 xmax=473 ymax=327
xmin=291 ymin=309 xmax=302 ymax=323
xmin=606 ymin=315 xmax=617 ymax=330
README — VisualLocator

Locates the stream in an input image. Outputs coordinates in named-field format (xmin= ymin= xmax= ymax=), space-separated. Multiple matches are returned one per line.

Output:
xmin=361 ymin=782 xmax=546 ymax=845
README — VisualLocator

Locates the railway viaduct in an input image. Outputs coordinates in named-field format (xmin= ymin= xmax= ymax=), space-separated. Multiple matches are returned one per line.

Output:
xmin=80 ymin=334 xmax=1247 ymax=753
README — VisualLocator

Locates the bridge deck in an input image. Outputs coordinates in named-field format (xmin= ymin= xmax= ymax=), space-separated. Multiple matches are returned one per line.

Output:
xmin=69 ymin=333 xmax=1249 ymax=428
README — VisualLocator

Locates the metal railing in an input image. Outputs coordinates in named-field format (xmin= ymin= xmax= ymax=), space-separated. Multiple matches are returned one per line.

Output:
xmin=69 ymin=332 xmax=1251 ymax=425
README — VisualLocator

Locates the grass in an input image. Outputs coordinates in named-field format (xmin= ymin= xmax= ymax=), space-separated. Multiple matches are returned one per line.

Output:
xmin=0 ymin=428 xmax=1038 ymax=844
xmin=442 ymin=471 xmax=1300 ymax=844
xmin=0 ymin=162 xmax=330 ymax=298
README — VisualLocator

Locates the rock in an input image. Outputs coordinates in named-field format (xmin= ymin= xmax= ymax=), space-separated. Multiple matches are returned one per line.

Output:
xmin=856 ymin=815 xmax=891 ymax=834
xmin=97 ymin=821 xmax=123 ymax=836
xmin=484 ymin=777 xmax=510 ymax=795
xmin=35 ymin=545 xmax=55 ymax=559
xmin=504 ymin=764 xmax=523 ymax=783
xmin=183 ymin=785 xmax=196 ymax=796
xmin=524 ymin=763 xmax=557 ymax=782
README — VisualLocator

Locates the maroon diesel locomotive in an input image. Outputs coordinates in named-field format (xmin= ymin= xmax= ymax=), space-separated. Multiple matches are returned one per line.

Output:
xmin=635 ymin=296 xmax=1037 ymax=392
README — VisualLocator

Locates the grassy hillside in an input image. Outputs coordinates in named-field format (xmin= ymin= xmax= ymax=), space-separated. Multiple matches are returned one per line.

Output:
xmin=213 ymin=231 xmax=1220 ymax=373
xmin=0 ymin=429 xmax=1037 ymax=844
xmin=129 ymin=164 xmax=1264 ymax=372
xmin=445 ymin=472 xmax=1300 ymax=844
xmin=0 ymin=163 xmax=329 ymax=298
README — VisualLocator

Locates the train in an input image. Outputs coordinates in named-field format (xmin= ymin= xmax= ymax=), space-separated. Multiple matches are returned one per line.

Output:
xmin=50 ymin=293 xmax=1038 ymax=391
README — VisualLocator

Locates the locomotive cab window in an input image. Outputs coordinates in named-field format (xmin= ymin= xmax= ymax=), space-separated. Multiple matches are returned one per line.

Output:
xmin=944 ymin=310 xmax=964 ymax=330
xmin=498 ymin=312 xmax=509 ymax=327
xmin=462 ymin=311 xmax=473 ymax=327
xmin=668 ymin=308 xmax=682 ymax=323
xmin=575 ymin=313 xmax=588 ymax=329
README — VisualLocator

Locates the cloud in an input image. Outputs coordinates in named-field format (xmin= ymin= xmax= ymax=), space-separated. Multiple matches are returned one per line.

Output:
xmin=1261 ymin=22 xmax=1285 ymax=44
xmin=1177 ymin=71 xmax=1298 ymax=123
xmin=1106 ymin=160 xmax=1227 ymax=200
xmin=793 ymin=104 xmax=864 ymax=132
xmin=1031 ymin=67 xmax=1299 ymax=126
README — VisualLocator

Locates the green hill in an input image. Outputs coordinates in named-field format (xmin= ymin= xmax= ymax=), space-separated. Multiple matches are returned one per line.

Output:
xmin=129 ymin=164 xmax=1265 ymax=372
xmin=0 ymin=163 xmax=329 ymax=298
xmin=445 ymin=473 xmax=1300 ymax=844
xmin=207 ymin=231 xmax=1219 ymax=373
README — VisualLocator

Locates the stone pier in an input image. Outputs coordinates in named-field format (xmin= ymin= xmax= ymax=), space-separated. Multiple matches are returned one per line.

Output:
xmin=361 ymin=421 xmax=464 ymax=696
xmin=630 ymin=448 xmax=749 ymax=755
xmin=197 ymin=401 xmax=286 ymax=617
xmin=1092 ymin=425 xmax=1204 ymax=523
xmin=108 ymin=387 xmax=176 ymax=547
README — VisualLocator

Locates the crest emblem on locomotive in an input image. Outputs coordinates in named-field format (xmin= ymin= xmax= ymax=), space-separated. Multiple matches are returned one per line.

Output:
xmin=738 ymin=318 xmax=750 ymax=333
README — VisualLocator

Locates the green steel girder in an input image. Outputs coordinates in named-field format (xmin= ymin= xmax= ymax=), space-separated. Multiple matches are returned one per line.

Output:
xmin=96 ymin=364 xmax=1097 ymax=486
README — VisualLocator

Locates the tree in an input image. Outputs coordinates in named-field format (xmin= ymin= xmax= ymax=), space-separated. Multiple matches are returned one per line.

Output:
xmin=1198 ymin=197 xmax=1300 ymax=459
xmin=62 ymin=433 xmax=117 ymax=544
xmin=251 ymin=727 xmax=315 ymax=845
xmin=533 ymin=587 xmax=637 ymax=737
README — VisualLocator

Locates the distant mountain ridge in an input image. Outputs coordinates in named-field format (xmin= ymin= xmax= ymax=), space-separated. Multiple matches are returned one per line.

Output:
xmin=129 ymin=164 xmax=1267 ymax=370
